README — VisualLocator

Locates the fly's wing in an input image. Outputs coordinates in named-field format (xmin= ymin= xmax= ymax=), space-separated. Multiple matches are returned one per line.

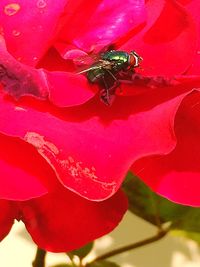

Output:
xmin=73 ymin=53 xmax=101 ymax=75
xmin=74 ymin=53 xmax=100 ymax=66
xmin=74 ymin=43 xmax=116 ymax=74
xmin=77 ymin=60 xmax=117 ymax=75
xmin=77 ymin=64 xmax=101 ymax=74
xmin=74 ymin=42 xmax=116 ymax=66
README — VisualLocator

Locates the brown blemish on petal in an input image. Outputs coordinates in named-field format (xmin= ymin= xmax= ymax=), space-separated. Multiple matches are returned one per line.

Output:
xmin=59 ymin=156 xmax=117 ymax=191
xmin=60 ymin=157 xmax=99 ymax=181
xmin=118 ymin=72 xmax=177 ymax=89
xmin=0 ymin=63 xmax=48 ymax=99
xmin=24 ymin=132 xmax=59 ymax=155
xmin=24 ymin=132 xmax=116 ymax=194
xmin=0 ymin=36 xmax=49 ymax=99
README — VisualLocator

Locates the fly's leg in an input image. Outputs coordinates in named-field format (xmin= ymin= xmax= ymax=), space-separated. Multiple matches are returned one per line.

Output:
xmin=106 ymin=69 xmax=120 ymax=88
xmin=100 ymin=75 xmax=110 ymax=105
xmin=100 ymin=75 xmax=115 ymax=106
xmin=105 ymin=69 xmax=122 ymax=94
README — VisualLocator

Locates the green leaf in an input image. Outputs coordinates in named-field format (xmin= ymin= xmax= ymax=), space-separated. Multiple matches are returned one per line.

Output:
xmin=87 ymin=260 xmax=120 ymax=267
xmin=70 ymin=242 xmax=94 ymax=259
xmin=123 ymin=172 xmax=191 ymax=226
xmin=123 ymin=172 xmax=200 ymax=248
xmin=172 ymin=230 xmax=200 ymax=245
xmin=171 ymin=207 xmax=200 ymax=232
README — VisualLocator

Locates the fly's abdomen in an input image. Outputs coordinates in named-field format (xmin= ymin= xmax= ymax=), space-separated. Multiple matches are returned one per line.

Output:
xmin=87 ymin=64 xmax=105 ymax=83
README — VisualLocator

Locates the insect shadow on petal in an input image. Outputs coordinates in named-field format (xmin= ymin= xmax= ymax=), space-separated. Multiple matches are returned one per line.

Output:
xmin=77 ymin=49 xmax=143 ymax=105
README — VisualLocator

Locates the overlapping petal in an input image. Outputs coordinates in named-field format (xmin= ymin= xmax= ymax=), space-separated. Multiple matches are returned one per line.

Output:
xmin=0 ymin=0 xmax=68 ymax=66
xmin=0 ymin=200 xmax=15 ymax=241
xmin=180 ymin=0 xmax=200 ymax=75
xmin=120 ymin=0 xmax=197 ymax=76
xmin=54 ymin=0 xmax=146 ymax=55
xmin=0 ymin=133 xmax=51 ymax=200
xmin=131 ymin=91 xmax=200 ymax=206
xmin=46 ymin=70 xmax=98 ymax=106
xmin=20 ymin=188 xmax=127 ymax=252
xmin=0 ymin=76 xmax=195 ymax=200
xmin=0 ymin=35 xmax=97 ymax=106
xmin=0 ymin=187 xmax=127 ymax=251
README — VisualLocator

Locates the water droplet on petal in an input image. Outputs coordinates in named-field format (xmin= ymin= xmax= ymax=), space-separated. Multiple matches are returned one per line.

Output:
xmin=33 ymin=56 xmax=38 ymax=61
xmin=36 ymin=0 xmax=47 ymax=9
xmin=12 ymin=29 xmax=21 ymax=36
xmin=4 ymin=3 xmax=21 ymax=16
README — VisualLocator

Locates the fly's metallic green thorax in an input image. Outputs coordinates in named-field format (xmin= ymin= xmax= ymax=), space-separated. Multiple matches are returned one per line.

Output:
xmin=101 ymin=51 xmax=129 ymax=62
xmin=101 ymin=50 xmax=130 ymax=71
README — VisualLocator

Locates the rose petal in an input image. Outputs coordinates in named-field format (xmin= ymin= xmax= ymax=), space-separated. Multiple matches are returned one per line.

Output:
xmin=131 ymin=90 xmax=200 ymax=206
xmin=0 ymin=0 xmax=67 ymax=66
xmin=45 ymin=70 xmax=98 ymax=107
xmin=0 ymin=37 xmax=96 ymax=106
xmin=0 ymin=200 xmax=15 ymax=240
xmin=0 ymin=132 xmax=62 ymax=200
xmin=0 ymin=36 xmax=48 ymax=99
xmin=20 ymin=187 xmax=127 ymax=252
xmin=0 ymin=81 xmax=192 ymax=200
xmin=54 ymin=0 xmax=146 ymax=54
xmin=120 ymin=0 xmax=197 ymax=76
xmin=180 ymin=0 xmax=200 ymax=75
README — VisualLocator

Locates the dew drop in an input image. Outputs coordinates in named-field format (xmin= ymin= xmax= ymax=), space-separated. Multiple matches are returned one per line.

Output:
xmin=4 ymin=3 xmax=21 ymax=16
xmin=12 ymin=29 xmax=21 ymax=36
xmin=33 ymin=56 xmax=38 ymax=61
xmin=36 ymin=0 xmax=47 ymax=9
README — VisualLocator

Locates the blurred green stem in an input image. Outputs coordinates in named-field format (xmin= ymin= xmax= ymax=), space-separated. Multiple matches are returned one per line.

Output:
xmin=88 ymin=228 xmax=169 ymax=265
xmin=67 ymin=252 xmax=78 ymax=266
xmin=32 ymin=247 xmax=46 ymax=267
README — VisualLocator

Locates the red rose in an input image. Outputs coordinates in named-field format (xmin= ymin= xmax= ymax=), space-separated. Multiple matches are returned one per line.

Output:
xmin=0 ymin=0 xmax=133 ymax=252
xmin=0 ymin=0 xmax=200 ymax=252
xmin=130 ymin=0 xmax=200 ymax=207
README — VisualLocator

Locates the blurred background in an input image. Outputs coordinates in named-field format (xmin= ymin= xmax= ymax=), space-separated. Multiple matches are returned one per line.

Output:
xmin=1 ymin=211 xmax=200 ymax=267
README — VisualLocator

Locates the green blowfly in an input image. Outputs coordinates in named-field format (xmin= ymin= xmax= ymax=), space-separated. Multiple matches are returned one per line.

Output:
xmin=78 ymin=49 xmax=143 ymax=105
